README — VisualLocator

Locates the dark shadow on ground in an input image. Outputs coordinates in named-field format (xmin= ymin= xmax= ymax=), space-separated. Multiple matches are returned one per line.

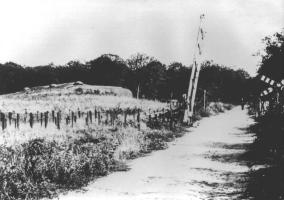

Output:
xmin=204 ymin=142 xmax=252 ymax=165
xmin=188 ymin=173 xmax=248 ymax=200
xmin=204 ymin=121 xmax=284 ymax=200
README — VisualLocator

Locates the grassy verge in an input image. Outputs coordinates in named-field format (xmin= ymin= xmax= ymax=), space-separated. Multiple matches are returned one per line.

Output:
xmin=0 ymin=127 xmax=185 ymax=199
xmin=0 ymin=102 xmax=232 ymax=200
xmin=0 ymin=136 xmax=117 ymax=199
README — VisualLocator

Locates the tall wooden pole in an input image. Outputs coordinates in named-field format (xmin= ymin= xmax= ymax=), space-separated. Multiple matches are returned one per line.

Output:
xmin=183 ymin=14 xmax=205 ymax=124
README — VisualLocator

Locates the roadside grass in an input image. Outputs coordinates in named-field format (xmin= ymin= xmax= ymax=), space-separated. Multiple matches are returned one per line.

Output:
xmin=0 ymin=126 xmax=185 ymax=200
xmin=0 ymin=136 xmax=117 ymax=199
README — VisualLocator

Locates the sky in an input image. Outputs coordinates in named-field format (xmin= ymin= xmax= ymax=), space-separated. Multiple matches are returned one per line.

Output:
xmin=0 ymin=0 xmax=283 ymax=75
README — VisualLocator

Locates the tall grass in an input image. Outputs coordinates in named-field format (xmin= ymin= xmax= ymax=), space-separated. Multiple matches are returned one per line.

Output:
xmin=0 ymin=93 xmax=166 ymax=114
xmin=0 ymin=125 xmax=186 ymax=199
xmin=0 ymin=136 xmax=117 ymax=199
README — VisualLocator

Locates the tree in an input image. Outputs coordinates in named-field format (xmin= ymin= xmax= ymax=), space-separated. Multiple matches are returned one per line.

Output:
xmin=0 ymin=62 xmax=25 ymax=94
xmin=59 ymin=60 xmax=87 ymax=83
xmin=139 ymin=61 xmax=167 ymax=100
xmin=257 ymin=31 xmax=284 ymax=81
xmin=199 ymin=61 xmax=250 ymax=103
xmin=166 ymin=62 xmax=191 ymax=100
xmin=86 ymin=54 xmax=130 ymax=87
xmin=127 ymin=53 xmax=154 ymax=71
xmin=126 ymin=53 xmax=155 ymax=98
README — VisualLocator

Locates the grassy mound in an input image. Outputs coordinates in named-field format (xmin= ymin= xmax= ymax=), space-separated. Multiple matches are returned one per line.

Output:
xmin=7 ymin=82 xmax=133 ymax=98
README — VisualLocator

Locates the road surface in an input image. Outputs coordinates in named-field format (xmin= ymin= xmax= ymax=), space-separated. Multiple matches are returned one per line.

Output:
xmin=58 ymin=106 xmax=255 ymax=200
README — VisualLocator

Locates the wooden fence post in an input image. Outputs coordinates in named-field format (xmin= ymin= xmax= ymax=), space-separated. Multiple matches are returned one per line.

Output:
xmin=110 ymin=111 xmax=113 ymax=126
xmin=57 ymin=111 xmax=60 ymax=129
xmin=40 ymin=112 xmax=43 ymax=126
xmin=137 ymin=109 xmax=140 ymax=130
xmin=66 ymin=115 xmax=69 ymax=125
xmin=17 ymin=113 xmax=20 ymax=128
xmin=24 ymin=110 xmax=27 ymax=123
xmin=106 ymin=111 xmax=109 ymax=125
xmin=29 ymin=113 xmax=34 ymax=128
xmin=89 ymin=111 xmax=92 ymax=123
xmin=44 ymin=112 xmax=48 ymax=128
xmin=8 ymin=112 xmax=12 ymax=125
xmin=54 ymin=115 xmax=57 ymax=127
xmin=52 ymin=110 xmax=55 ymax=122
xmin=71 ymin=111 xmax=74 ymax=127
xmin=36 ymin=111 xmax=39 ymax=122
xmin=112 ymin=111 xmax=115 ymax=126
xmin=124 ymin=111 xmax=127 ymax=127
xmin=1 ymin=113 xmax=5 ymax=130
xmin=4 ymin=117 xmax=7 ymax=130
xmin=98 ymin=111 xmax=101 ymax=125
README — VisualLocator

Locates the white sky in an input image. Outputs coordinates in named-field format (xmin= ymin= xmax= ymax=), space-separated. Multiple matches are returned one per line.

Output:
xmin=0 ymin=0 xmax=283 ymax=75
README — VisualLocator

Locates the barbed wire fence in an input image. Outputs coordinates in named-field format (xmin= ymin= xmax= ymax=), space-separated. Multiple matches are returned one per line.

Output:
xmin=0 ymin=102 xmax=186 ymax=132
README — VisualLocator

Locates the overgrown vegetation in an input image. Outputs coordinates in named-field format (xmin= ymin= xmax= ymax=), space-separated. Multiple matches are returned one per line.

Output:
xmin=0 ymin=101 xmax=231 ymax=199
xmin=0 ymin=135 xmax=118 ymax=199
xmin=243 ymin=109 xmax=284 ymax=200
xmin=244 ymin=30 xmax=284 ymax=200
xmin=0 ymin=126 xmax=179 ymax=199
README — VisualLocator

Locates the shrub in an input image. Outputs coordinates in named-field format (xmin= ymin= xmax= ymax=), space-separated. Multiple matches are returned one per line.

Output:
xmin=74 ymin=87 xmax=83 ymax=95
xmin=199 ymin=108 xmax=211 ymax=117
xmin=144 ymin=130 xmax=168 ymax=151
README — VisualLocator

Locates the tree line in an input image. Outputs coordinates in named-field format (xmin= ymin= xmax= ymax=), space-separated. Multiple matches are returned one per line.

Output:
xmin=0 ymin=53 xmax=250 ymax=103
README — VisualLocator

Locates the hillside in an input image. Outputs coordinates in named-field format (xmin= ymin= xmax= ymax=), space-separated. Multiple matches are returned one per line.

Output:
xmin=4 ymin=81 xmax=133 ymax=98
xmin=0 ymin=82 xmax=164 ymax=114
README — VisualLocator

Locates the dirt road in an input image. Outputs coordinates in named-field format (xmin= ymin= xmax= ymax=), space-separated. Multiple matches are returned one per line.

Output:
xmin=58 ymin=107 xmax=255 ymax=200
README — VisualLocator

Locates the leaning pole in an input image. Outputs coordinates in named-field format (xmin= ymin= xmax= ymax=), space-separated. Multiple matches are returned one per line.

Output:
xmin=183 ymin=14 xmax=205 ymax=125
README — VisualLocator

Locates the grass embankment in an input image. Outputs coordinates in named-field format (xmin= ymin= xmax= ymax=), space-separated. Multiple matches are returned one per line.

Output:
xmin=242 ymin=107 xmax=284 ymax=200
xmin=0 ymin=102 xmax=232 ymax=200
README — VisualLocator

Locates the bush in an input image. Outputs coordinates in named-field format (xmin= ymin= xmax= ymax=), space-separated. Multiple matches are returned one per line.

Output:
xmin=74 ymin=87 xmax=83 ymax=94
xmin=144 ymin=130 xmax=168 ymax=151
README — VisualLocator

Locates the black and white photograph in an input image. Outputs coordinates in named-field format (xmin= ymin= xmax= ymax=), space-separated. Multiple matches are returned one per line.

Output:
xmin=0 ymin=0 xmax=283 ymax=199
